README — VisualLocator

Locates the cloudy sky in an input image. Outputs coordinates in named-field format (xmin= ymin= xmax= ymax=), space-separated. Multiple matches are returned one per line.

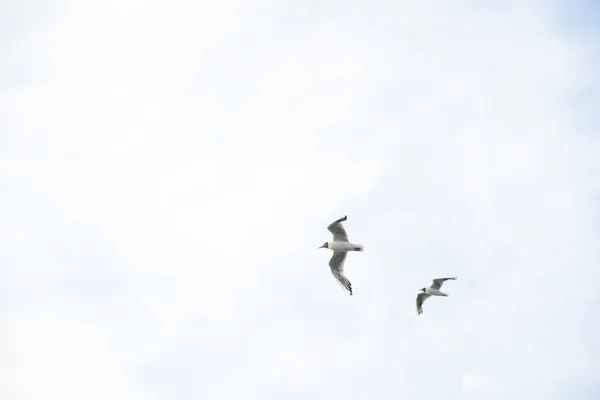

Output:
xmin=1 ymin=1 xmax=599 ymax=399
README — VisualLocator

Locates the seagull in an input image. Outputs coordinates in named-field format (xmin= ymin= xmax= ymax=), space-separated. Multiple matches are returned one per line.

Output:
xmin=319 ymin=215 xmax=364 ymax=295
xmin=416 ymin=277 xmax=457 ymax=315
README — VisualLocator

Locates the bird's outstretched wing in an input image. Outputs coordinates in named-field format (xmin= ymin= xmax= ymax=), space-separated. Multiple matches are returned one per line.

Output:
xmin=431 ymin=277 xmax=457 ymax=290
xmin=416 ymin=292 xmax=431 ymax=315
xmin=329 ymin=251 xmax=352 ymax=295
xmin=327 ymin=215 xmax=349 ymax=242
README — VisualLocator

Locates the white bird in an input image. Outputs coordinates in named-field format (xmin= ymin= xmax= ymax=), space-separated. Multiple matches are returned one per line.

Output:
xmin=416 ymin=277 xmax=457 ymax=315
xmin=319 ymin=215 xmax=364 ymax=295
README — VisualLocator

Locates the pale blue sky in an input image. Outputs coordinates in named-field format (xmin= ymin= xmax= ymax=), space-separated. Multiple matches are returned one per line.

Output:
xmin=1 ymin=1 xmax=599 ymax=399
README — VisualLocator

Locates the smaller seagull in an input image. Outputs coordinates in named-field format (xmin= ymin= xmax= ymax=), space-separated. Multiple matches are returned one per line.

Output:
xmin=416 ymin=277 xmax=457 ymax=315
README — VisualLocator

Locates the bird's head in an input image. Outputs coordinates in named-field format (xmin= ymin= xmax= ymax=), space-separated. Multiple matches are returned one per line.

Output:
xmin=318 ymin=242 xmax=329 ymax=249
xmin=420 ymin=288 xmax=426 ymax=292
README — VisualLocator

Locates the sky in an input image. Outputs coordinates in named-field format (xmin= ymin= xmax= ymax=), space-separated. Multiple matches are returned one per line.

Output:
xmin=1 ymin=1 xmax=599 ymax=399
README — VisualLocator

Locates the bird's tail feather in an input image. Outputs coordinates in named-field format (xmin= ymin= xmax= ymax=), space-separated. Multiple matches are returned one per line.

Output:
xmin=353 ymin=245 xmax=364 ymax=252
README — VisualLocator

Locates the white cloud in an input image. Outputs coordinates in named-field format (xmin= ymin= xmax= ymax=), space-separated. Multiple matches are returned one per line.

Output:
xmin=1 ymin=315 xmax=154 ymax=400
xmin=462 ymin=374 xmax=497 ymax=398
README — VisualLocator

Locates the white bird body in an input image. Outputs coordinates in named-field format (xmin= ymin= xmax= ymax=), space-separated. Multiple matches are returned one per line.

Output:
xmin=319 ymin=215 xmax=363 ymax=295
xmin=328 ymin=240 xmax=364 ymax=252
xmin=424 ymin=287 xmax=448 ymax=296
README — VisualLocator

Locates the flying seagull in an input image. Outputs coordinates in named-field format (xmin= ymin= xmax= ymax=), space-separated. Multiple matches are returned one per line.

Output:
xmin=416 ymin=277 xmax=457 ymax=315
xmin=319 ymin=215 xmax=364 ymax=295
